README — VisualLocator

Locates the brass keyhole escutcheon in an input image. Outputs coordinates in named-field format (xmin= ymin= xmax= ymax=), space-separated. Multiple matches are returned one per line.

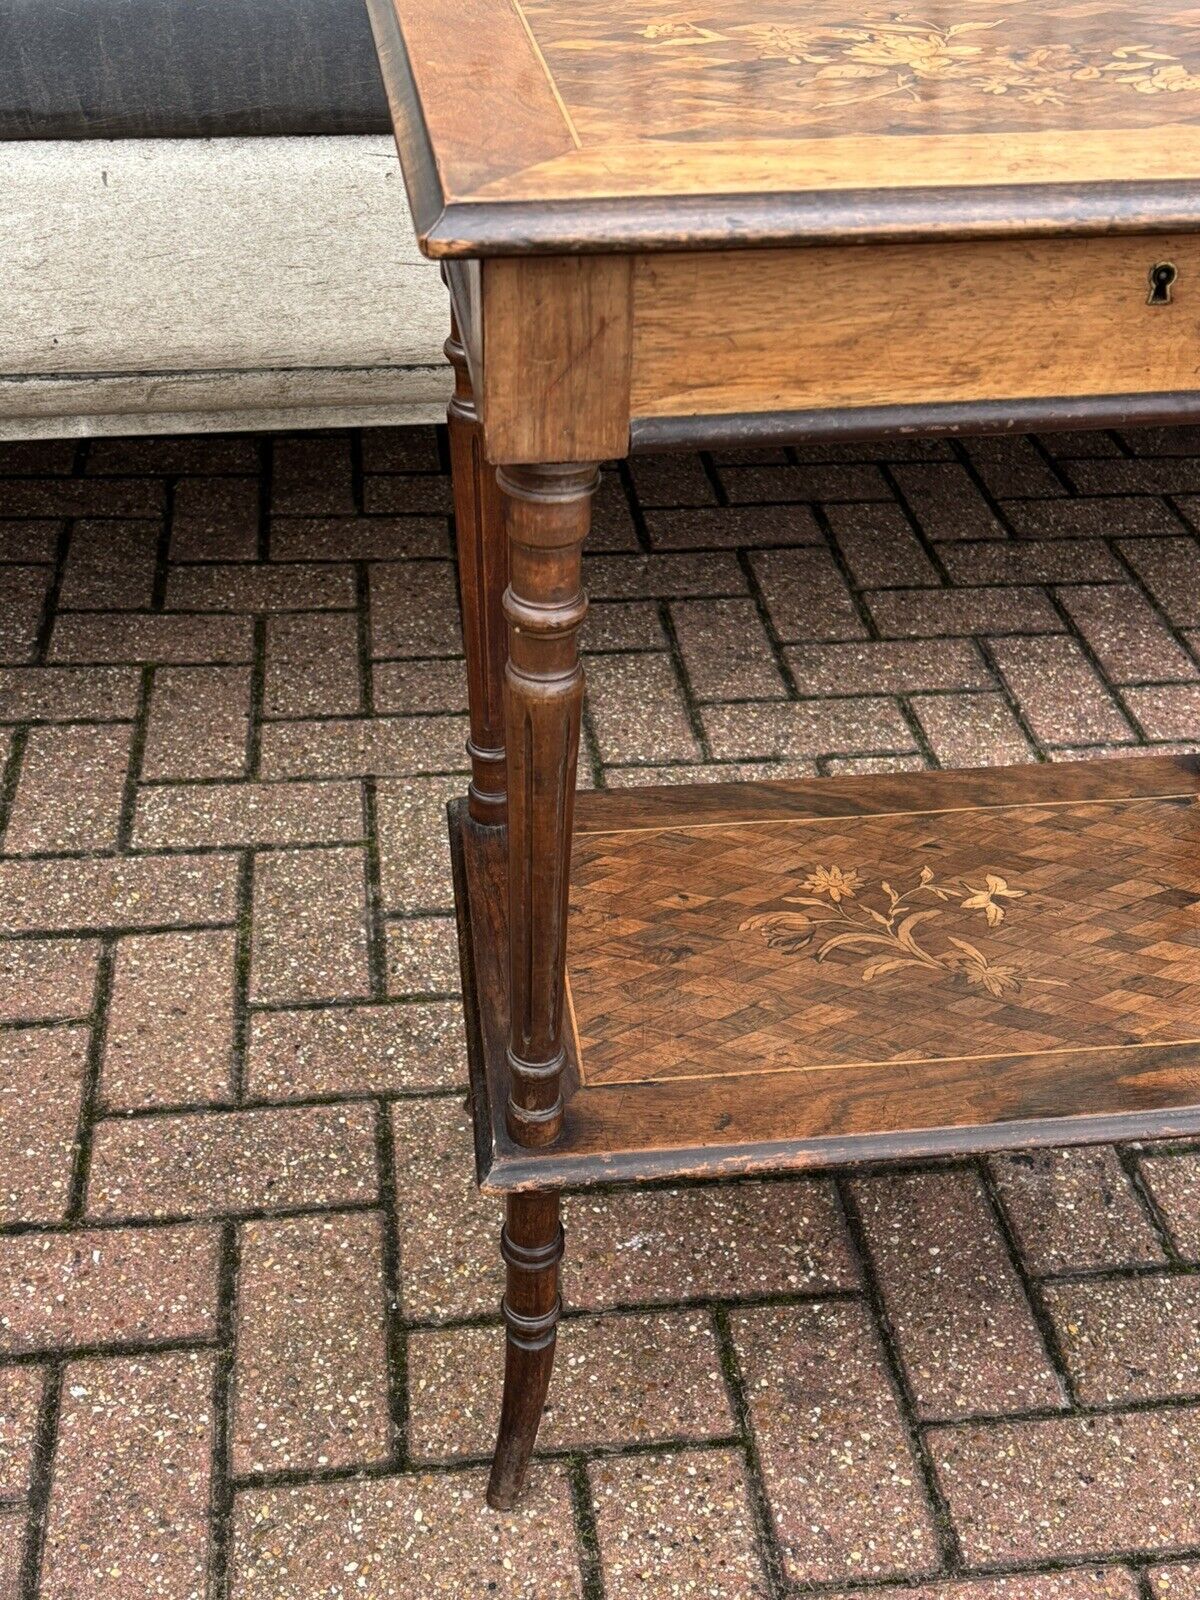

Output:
xmin=1148 ymin=262 xmax=1178 ymax=305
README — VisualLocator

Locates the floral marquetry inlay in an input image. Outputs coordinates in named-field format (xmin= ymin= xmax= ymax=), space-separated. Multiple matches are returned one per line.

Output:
xmin=382 ymin=0 xmax=1200 ymax=238
xmin=564 ymin=794 xmax=1200 ymax=1089
xmin=740 ymin=863 xmax=1035 ymax=999
xmin=523 ymin=0 xmax=1200 ymax=140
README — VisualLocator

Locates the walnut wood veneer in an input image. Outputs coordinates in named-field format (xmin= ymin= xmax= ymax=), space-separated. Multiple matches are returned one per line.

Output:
xmin=369 ymin=0 xmax=1200 ymax=1509
xmin=453 ymin=755 xmax=1200 ymax=1191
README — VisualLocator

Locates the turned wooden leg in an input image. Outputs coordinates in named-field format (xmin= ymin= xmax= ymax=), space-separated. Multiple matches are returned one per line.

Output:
xmin=445 ymin=310 xmax=508 ymax=825
xmin=500 ymin=461 xmax=597 ymax=1146
xmin=487 ymin=461 xmax=595 ymax=1508
xmin=487 ymin=1191 xmax=563 ymax=1509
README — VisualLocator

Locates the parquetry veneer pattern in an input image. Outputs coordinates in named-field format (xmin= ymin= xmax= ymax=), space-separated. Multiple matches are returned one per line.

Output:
xmin=567 ymin=791 xmax=1200 ymax=1088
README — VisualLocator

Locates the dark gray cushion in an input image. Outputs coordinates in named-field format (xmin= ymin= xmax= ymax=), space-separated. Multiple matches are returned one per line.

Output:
xmin=0 ymin=0 xmax=391 ymax=139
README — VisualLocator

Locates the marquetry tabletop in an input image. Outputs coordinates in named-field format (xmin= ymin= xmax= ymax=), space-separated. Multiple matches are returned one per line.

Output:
xmin=368 ymin=0 xmax=1200 ymax=253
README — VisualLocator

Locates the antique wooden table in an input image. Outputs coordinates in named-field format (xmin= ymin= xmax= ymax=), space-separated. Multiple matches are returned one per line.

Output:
xmin=366 ymin=0 xmax=1200 ymax=1508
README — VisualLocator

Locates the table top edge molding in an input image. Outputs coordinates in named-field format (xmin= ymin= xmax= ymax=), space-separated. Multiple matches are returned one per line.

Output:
xmin=364 ymin=0 xmax=449 ymax=249
xmin=420 ymin=184 xmax=1200 ymax=260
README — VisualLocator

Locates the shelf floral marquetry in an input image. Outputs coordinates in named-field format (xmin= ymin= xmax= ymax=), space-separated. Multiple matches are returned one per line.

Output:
xmin=562 ymin=788 xmax=1200 ymax=1093
xmin=740 ymin=862 xmax=1030 ymax=999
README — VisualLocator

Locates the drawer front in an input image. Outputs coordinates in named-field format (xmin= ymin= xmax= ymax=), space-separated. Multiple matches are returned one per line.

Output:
xmin=631 ymin=236 xmax=1200 ymax=420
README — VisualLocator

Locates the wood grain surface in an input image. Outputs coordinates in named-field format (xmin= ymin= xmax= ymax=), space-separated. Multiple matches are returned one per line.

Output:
xmin=522 ymin=1 xmax=1200 ymax=144
xmin=378 ymin=0 xmax=1200 ymax=253
xmin=451 ymin=757 xmax=1200 ymax=1192
xmin=445 ymin=310 xmax=509 ymax=824
xmin=568 ymin=793 xmax=1200 ymax=1086
xmin=631 ymin=236 xmax=1200 ymax=417
xmin=499 ymin=462 xmax=597 ymax=1145
xmin=479 ymin=255 xmax=632 ymax=462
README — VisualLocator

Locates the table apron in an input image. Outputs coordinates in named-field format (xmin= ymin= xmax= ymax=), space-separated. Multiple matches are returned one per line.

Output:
xmin=629 ymin=235 xmax=1200 ymax=429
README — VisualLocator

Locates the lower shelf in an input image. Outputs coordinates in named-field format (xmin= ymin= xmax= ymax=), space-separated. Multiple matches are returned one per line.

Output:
xmin=451 ymin=754 xmax=1200 ymax=1194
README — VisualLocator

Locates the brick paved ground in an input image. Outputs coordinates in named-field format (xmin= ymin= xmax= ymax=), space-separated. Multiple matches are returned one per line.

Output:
xmin=2 ymin=423 xmax=1200 ymax=1598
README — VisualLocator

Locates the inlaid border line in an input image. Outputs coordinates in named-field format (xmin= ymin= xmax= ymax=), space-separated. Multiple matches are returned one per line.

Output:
xmin=566 ymin=998 xmax=1200 ymax=1089
xmin=509 ymin=0 xmax=584 ymax=148
xmin=575 ymin=788 xmax=1196 ymax=837
xmin=564 ymin=971 xmax=587 ymax=1083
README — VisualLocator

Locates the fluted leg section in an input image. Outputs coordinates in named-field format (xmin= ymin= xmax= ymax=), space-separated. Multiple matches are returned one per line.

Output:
xmin=500 ymin=461 xmax=597 ymax=1147
xmin=485 ymin=462 xmax=593 ymax=1510
xmin=487 ymin=1191 xmax=564 ymax=1510
xmin=445 ymin=313 xmax=509 ymax=825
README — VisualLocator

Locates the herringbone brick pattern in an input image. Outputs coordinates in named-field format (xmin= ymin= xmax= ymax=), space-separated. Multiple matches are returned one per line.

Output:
xmin=2 ymin=422 xmax=1200 ymax=1597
